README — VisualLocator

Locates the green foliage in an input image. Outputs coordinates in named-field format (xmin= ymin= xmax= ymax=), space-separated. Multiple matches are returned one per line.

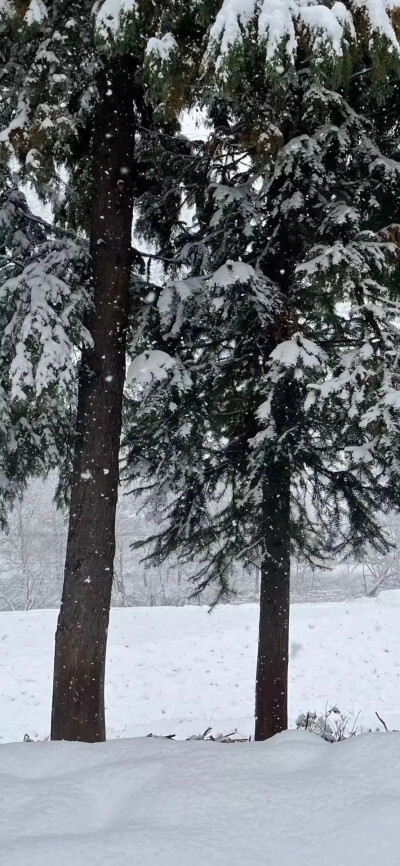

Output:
xmin=0 ymin=0 xmax=210 ymax=518
xmin=124 ymin=3 xmax=400 ymax=599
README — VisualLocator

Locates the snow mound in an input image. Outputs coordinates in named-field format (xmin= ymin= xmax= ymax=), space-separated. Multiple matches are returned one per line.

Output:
xmin=1 ymin=731 xmax=400 ymax=864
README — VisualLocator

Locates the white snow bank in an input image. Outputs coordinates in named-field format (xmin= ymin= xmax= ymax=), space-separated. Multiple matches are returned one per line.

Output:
xmin=1 ymin=592 xmax=400 ymax=744
xmin=1 ymin=731 xmax=400 ymax=865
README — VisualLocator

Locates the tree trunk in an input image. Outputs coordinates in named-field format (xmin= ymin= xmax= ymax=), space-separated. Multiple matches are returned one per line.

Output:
xmin=51 ymin=60 xmax=136 ymax=742
xmin=254 ymin=460 xmax=291 ymax=740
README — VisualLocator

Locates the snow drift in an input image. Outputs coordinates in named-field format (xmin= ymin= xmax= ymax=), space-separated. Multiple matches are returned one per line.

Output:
xmin=1 ymin=731 xmax=400 ymax=865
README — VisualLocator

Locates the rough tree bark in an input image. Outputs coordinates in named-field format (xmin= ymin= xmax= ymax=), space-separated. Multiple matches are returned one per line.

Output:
xmin=254 ymin=460 xmax=291 ymax=740
xmin=51 ymin=60 xmax=136 ymax=742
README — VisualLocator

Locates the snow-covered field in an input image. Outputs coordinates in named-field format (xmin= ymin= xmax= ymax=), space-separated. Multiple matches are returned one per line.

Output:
xmin=1 ymin=592 xmax=400 ymax=743
xmin=1 ymin=594 xmax=400 ymax=865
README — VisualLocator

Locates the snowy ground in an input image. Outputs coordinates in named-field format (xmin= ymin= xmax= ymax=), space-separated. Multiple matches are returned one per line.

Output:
xmin=1 ymin=594 xmax=400 ymax=865
xmin=1 ymin=591 xmax=400 ymax=744
xmin=2 ymin=731 xmax=400 ymax=865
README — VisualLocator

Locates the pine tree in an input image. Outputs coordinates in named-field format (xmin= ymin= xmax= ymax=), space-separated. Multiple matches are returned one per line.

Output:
xmin=124 ymin=0 xmax=400 ymax=739
xmin=0 ymin=0 xmax=208 ymax=740
xmin=0 ymin=7 xmax=90 ymax=523
xmin=0 ymin=175 xmax=90 ymax=506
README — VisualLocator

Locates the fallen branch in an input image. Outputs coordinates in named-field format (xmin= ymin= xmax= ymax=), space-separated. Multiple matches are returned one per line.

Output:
xmin=147 ymin=733 xmax=176 ymax=739
xmin=375 ymin=712 xmax=389 ymax=732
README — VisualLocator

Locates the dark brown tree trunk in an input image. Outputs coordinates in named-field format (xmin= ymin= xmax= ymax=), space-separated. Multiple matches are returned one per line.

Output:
xmin=51 ymin=60 xmax=136 ymax=742
xmin=254 ymin=460 xmax=291 ymax=740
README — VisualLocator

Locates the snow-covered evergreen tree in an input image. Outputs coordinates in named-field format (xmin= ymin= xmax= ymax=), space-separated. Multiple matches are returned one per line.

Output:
xmin=125 ymin=0 xmax=400 ymax=739
xmin=0 ymin=176 xmax=90 ymax=510
xmin=0 ymin=0 xmax=210 ymax=740
xmin=0 ymin=7 xmax=90 ymax=521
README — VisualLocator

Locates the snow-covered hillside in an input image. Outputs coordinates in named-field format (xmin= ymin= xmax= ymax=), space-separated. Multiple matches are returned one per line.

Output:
xmin=1 ymin=592 xmax=400 ymax=744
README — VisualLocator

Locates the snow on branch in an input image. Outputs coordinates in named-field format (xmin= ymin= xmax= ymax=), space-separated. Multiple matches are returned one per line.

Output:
xmin=269 ymin=334 xmax=327 ymax=369
xmin=210 ymin=261 xmax=257 ymax=287
xmin=93 ymin=0 xmax=137 ymax=39
xmin=24 ymin=0 xmax=48 ymax=24
xmin=146 ymin=33 xmax=178 ymax=63
xmin=127 ymin=350 xmax=178 ymax=386
xmin=0 ymin=0 xmax=12 ymax=17
xmin=2 ymin=245 xmax=91 ymax=402
xmin=353 ymin=0 xmax=400 ymax=47
xmin=0 ymin=185 xmax=90 ymax=404
xmin=205 ymin=0 xmax=400 ymax=72
xmin=0 ymin=0 xmax=47 ymax=23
